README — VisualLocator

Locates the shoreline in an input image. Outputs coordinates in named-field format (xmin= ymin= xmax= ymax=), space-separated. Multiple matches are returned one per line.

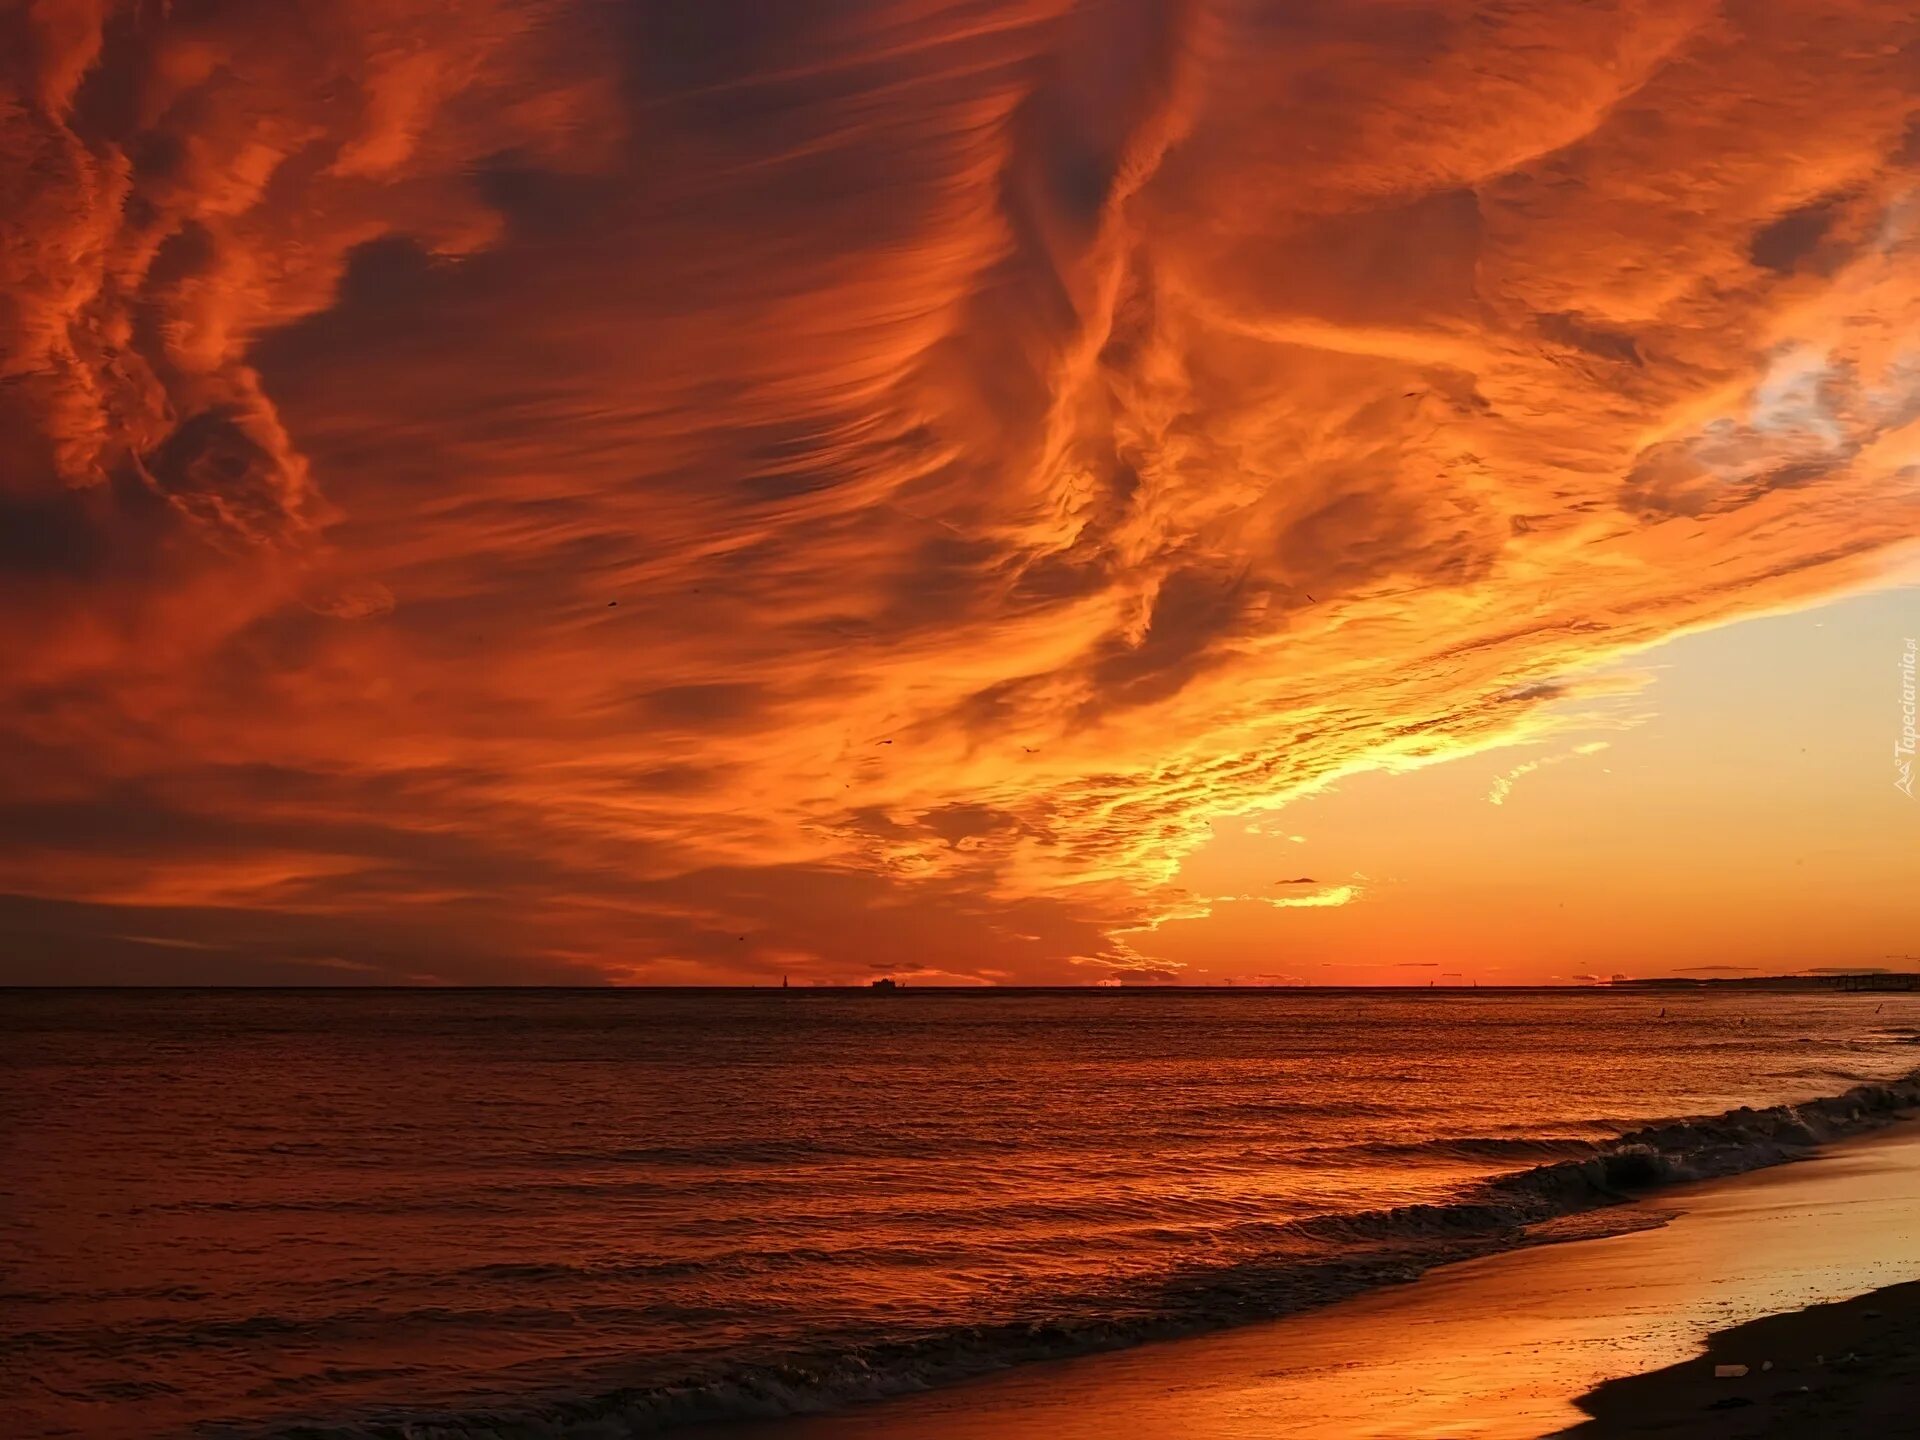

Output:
xmin=369 ymin=1069 xmax=1920 ymax=1439
xmin=713 ymin=1116 xmax=1920 ymax=1440
xmin=18 ymin=997 xmax=1920 ymax=1440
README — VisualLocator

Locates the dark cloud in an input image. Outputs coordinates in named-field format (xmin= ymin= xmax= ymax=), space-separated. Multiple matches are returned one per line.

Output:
xmin=1749 ymin=193 xmax=1851 ymax=274
xmin=1538 ymin=311 xmax=1644 ymax=367
xmin=1087 ymin=563 xmax=1248 ymax=713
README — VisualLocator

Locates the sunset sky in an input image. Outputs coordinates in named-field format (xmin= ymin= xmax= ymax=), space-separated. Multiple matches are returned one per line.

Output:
xmin=3 ymin=0 xmax=1918 ymax=985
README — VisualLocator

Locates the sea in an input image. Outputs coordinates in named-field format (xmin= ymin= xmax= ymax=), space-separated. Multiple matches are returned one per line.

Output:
xmin=4 ymin=987 xmax=1919 ymax=1439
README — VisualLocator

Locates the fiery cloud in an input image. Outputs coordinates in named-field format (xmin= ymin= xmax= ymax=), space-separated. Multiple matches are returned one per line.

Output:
xmin=4 ymin=0 xmax=1919 ymax=982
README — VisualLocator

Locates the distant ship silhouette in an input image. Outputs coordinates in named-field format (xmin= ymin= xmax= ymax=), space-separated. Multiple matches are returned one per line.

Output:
xmin=869 ymin=977 xmax=899 ymax=991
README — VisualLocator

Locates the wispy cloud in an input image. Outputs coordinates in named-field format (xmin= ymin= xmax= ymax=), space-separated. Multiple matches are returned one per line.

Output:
xmin=1255 ymin=885 xmax=1360 ymax=911
xmin=1488 ymin=743 xmax=1612 ymax=806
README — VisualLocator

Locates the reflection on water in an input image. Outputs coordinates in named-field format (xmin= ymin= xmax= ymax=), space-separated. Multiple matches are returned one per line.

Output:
xmin=4 ymin=988 xmax=1917 ymax=1437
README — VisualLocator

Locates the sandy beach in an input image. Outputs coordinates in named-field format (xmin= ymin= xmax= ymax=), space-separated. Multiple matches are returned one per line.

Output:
xmin=715 ymin=1119 xmax=1920 ymax=1440
xmin=1566 ymin=1280 xmax=1920 ymax=1435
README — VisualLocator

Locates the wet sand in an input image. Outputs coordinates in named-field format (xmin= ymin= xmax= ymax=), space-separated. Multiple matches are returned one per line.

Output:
xmin=716 ymin=1120 xmax=1920 ymax=1440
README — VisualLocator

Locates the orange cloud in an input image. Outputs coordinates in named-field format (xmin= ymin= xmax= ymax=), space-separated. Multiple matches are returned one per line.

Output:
xmin=4 ymin=0 xmax=1919 ymax=983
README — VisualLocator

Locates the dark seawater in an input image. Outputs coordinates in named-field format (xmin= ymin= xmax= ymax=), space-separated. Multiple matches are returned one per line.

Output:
xmin=4 ymin=988 xmax=1920 ymax=1439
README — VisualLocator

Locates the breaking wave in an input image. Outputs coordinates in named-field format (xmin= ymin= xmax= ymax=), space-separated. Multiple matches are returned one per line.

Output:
xmin=265 ymin=1070 xmax=1920 ymax=1440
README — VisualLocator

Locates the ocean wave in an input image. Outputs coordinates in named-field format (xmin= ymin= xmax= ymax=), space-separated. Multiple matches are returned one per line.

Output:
xmin=1295 ymin=1134 xmax=1607 ymax=1165
xmin=253 ymin=1069 xmax=1920 ymax=1440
